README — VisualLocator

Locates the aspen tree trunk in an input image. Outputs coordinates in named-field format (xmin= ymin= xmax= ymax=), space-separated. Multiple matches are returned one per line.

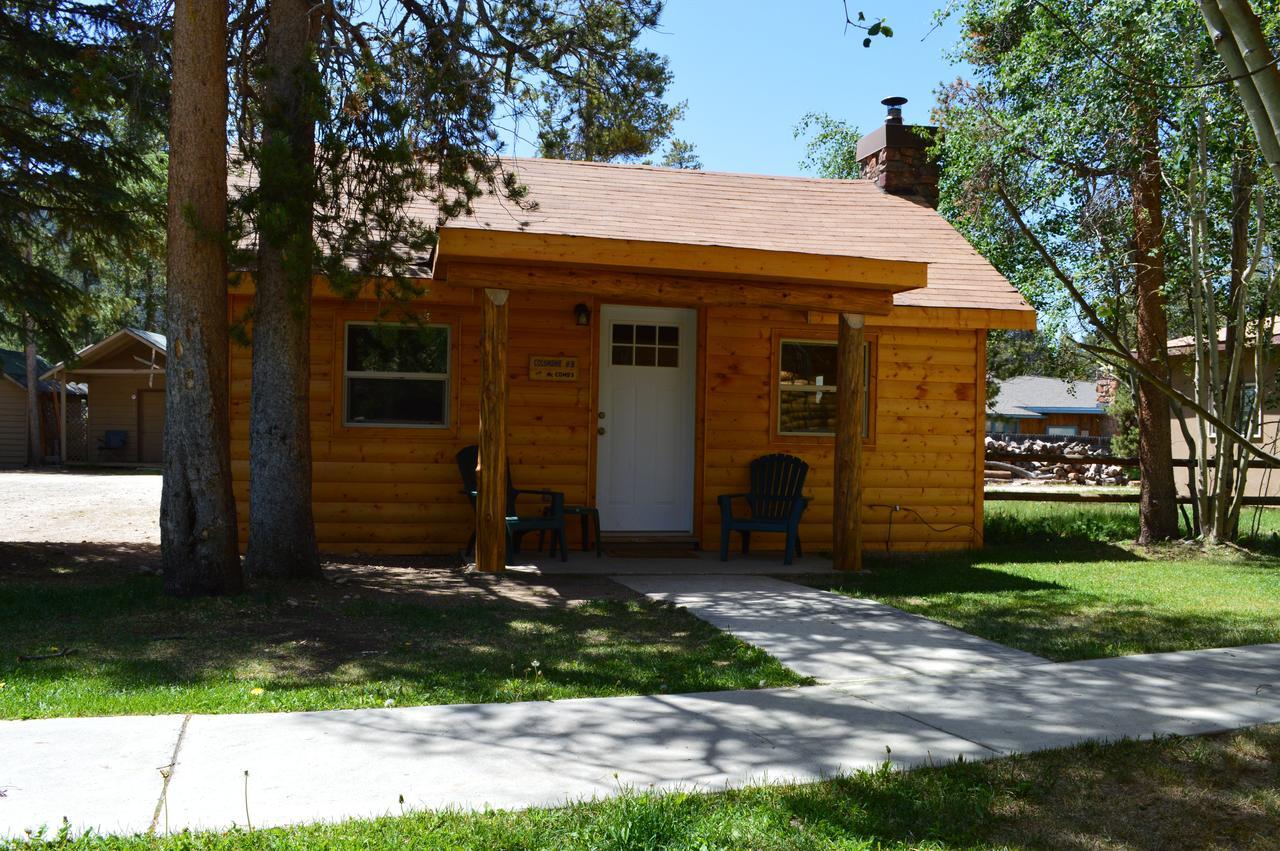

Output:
xmin=1133 ymin=107 xmax=1180 ymax=543
xmin=1214 ymin=158 xmax=1254 ymax=539
xmin=161 ymin=0 xmax=242 ymax=596
xmin=244 ymin=0 xmax=321 ymax=580
xmin=1204 ymin=1 xmax=1280 ymax=184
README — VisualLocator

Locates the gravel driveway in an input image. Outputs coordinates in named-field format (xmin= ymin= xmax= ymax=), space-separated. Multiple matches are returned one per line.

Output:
xmin=0 ymin=470 xmax=161 ymax=544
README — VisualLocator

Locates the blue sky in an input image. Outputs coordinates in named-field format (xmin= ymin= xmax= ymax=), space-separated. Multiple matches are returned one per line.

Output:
xmin=641 ymin=1 xmax=969 ymax=176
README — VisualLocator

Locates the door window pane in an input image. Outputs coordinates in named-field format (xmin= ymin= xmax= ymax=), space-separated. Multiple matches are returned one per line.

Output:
xmin=610 ymin=323 xmax=680 ymax=368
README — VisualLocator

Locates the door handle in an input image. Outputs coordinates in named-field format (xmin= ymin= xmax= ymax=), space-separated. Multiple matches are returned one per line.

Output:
xmin=598 ymin=426 xmax=606 ymax=435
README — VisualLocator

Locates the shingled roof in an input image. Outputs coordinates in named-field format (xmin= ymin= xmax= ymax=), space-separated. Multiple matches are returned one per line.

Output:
xmin=434 ymin=158 xmax=1033 ymax=317
xmin=234 ymin=155 xmax=1033 ymax=321
xmin=990 ymin=376 xmax=1105 ymax=419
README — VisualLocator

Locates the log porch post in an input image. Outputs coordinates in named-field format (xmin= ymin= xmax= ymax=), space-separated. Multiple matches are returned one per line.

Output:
xmin=477 ymin=287 xmax=509 ymax=573
xmin=834 ymin=313 xmax=865 ymax=571
xmin=59 ymin=373 xmax=67 ymax=464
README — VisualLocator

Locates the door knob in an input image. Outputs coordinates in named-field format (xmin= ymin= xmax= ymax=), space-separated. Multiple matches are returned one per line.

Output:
xmin=598 ymin=411 xmax=606 ymax=419
xmin=598 ymin=426 xmax=606 ymax=435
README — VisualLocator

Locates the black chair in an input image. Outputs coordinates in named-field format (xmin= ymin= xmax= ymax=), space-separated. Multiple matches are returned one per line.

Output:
xmin=455 ymin=445 xmax=568 ymax=561
xmin=718 ymin=453 xmax=809 ymax=565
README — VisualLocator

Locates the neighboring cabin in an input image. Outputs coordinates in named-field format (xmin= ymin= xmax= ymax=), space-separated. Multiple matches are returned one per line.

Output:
xmin=228 ymin=102 xmax=1037 ymax=557
xmin=0 ymin=348 xmax=82 ymax=466
xmin=986 ymin=376 xmax=1112 ymax=440
xmin=43 ymin=328 xmax=167 ymax=465
xmin=1167 ymin=325 xmax=1280 ymax=498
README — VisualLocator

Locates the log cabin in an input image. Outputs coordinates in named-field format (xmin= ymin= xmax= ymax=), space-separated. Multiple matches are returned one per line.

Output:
xmin=0 ymin=348 xmax=81 ymax=465
xmin=227 ymin=105 xmax=1035 ymax=570
xmin=986 ymin=376 xmax=1112 ymax=440
xmin=42 ymin=328 xmax=168 ymax=465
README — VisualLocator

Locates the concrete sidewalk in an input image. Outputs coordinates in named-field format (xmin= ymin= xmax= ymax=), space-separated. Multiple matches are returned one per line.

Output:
xmin=4 ymin=643 xmax=1279 ymax=839
xmin=616 ymin=574 xmax=1046 ymax=681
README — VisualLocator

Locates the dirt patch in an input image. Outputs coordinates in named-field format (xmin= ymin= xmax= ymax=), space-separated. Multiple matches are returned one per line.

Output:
xmin=0 ymin=541 xmax=637 ymax=606
xmin=0 ymin=541 xmax=161 ymax=585
xmin=0 ymin=469 xmax=161 ymax=544
xmin=323 ymin=554 xmax=641 ymax=606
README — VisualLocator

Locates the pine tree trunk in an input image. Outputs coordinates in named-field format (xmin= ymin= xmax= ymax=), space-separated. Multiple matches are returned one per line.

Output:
xmin=161 ymin=0 xmax=242 ymax=597
xmin=244 ymin=0 xmax=320 ymax=580
xmin=1133 ymin=111 xmax=1180 ymax=543
xmin=24 ymin=314 xmax=41 ymax=467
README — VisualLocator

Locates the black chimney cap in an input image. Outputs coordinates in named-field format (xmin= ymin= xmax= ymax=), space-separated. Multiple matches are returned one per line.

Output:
xmin=882 ymin=96 xmax=907 ymax=125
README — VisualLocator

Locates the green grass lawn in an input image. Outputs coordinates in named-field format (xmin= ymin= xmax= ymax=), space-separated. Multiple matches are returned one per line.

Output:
xmin=16 ymin=725 xmax=1280 ymax=849
xmin=805 ymin=502 xmax=1280 ymax=661
xmin=0 ymin=547 xmax=804 ymax=720
xmin=985 ymin=498 xmax=1280 ymax=549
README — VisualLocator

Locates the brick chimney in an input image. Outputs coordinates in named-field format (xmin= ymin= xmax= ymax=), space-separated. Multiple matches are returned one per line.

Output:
xmin=855 ymin=97 xmax=939 ymax=207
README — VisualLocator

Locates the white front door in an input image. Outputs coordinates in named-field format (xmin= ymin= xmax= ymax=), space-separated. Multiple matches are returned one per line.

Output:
xmin=596 ymin=305 xmax=697 ymax=532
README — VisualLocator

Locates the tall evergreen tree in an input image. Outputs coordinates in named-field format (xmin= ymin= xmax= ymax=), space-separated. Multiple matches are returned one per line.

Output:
xmin=162 ymin=0 xmax=241 ymax=596
xmin=529 ymin=0 xmax=682 ymax=163
xmin=231 ymin=0 xmax=684 ymax=578
xmin=241 ymin=0 xmax=323 ymax=581
xmin=0 ymin=0 xmax=165 ymax=468
xmin=0 ymin=1 xmax=165 ymax=350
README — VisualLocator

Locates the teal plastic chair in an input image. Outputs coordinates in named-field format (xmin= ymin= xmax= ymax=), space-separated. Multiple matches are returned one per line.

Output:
xmin=456 ymin=445 xmax=568 ymax=561
xmin=718 ymin=453 xmax=809 ymax=565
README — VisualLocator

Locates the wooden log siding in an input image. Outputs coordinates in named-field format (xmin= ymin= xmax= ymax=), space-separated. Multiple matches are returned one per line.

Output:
xmin=229 ymin=287 xmax=597 ymax=554
xmin=228 ymin=287 xmax=985 ymax=555
xmin=700 ymin=307 xmax=982 ymax=554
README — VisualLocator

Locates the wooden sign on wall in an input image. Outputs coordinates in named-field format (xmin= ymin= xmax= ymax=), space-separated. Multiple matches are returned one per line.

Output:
xmin=530 ymin=355 xmax=579 ymax=381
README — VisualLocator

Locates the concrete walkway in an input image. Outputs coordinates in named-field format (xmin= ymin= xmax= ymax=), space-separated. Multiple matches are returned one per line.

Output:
xmin=4 ymin=644 xmax=1278 ymax=838
xmin=616 ymin=575 xmax=1046 ymax=681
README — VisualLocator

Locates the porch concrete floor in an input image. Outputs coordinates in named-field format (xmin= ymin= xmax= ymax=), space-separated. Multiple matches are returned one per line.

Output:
xmin=511 ymin=550 xmax=836 ymax=576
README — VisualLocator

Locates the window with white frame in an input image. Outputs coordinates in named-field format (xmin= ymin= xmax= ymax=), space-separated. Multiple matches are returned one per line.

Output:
xmin=1046 ymin=425 xmax=1078 ymax=436
xmin=344 ymin=322 xmax=449 ymax=427
xmin=777 ymin=339 xmax=871 ymax=436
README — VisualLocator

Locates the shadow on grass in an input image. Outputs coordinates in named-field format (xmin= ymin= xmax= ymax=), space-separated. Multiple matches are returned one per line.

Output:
xmin=0 ymin=568 xmax=804 ymax=719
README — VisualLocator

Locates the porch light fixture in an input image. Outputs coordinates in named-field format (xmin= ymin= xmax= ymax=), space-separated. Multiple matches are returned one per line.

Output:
xmin=574 ymin=303 xmax=591 ymax=326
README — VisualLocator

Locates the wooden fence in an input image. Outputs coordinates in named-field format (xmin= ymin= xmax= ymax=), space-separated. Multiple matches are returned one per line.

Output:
xmin=985 ymin=450 xmax=1280 ymax=469
xmin=983 ymin=450 xmax=1280 ymax=506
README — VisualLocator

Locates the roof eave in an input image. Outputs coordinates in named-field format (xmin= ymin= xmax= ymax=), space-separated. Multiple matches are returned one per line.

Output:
xmin=433 ymin=228 xmax=928 ymax=293
xmin=42 ymin=327 xmax=167 ymax=379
